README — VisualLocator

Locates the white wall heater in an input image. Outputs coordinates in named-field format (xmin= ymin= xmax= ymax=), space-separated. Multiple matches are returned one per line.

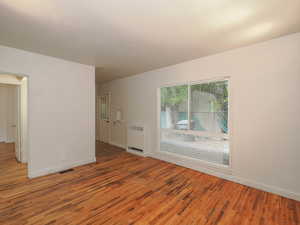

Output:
xmin=127 ymin=124 xmax=146 ymax=156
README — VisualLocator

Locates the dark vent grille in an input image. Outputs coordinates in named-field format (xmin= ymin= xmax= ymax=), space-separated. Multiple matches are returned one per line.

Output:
xmin=59 ymin=168 xmax=74 ymax=174
xmin=128 ymin=147 xmax=143 ymax=152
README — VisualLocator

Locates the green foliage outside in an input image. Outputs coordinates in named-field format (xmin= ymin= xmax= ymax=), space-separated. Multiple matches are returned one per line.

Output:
xmin=161 ymin=85 xmax=188 ymax=109
xmin=161 ymin=81 xmax=228 ymax=133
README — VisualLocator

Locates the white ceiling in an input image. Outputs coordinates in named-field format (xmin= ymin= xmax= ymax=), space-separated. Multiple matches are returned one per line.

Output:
xmin=0 ymin=0 xmax=299 ymax=83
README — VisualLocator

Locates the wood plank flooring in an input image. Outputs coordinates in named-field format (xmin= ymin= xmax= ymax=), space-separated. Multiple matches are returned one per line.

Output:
xmin=0 ymin=141 xmax=299 ymax=225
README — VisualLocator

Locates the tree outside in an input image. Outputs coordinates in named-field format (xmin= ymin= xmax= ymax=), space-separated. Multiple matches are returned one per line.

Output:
xmin=161 ymin=80 xmax=228 ymax=133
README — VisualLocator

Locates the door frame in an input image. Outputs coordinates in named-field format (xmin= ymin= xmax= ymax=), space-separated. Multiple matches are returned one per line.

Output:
xmin=15 ymin=85 xmax=21 ymax=162
xmin=0 ymin=73 xmax=29 ymax=169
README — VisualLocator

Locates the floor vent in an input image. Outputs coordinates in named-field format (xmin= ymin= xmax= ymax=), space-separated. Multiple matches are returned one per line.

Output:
xmin=128 ymin=147 xmax=143 ymax=152
xmin=59 ymin=168 xmax=74 ymax=174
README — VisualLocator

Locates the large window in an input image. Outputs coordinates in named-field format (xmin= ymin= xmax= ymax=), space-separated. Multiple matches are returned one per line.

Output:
xmin=160 ymin=79 xmax=229 ymax=166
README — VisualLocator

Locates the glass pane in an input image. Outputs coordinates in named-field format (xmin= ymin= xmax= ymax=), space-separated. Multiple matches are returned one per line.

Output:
xmin=101 ymin=96 xmax=108 ymax=120
xmin=160 ymin=85 xmax=188 ymax=129
xmin=190 ymin=80 xmax=228 ymax=134
xmin=160 ymin=133 xmax=229 ymax=165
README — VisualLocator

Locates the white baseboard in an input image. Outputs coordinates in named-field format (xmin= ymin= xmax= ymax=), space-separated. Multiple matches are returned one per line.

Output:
xmin=109 ymin=141 xmax=126 ymax=149
xmin=127 ymin=148 xmax=146 ymax=157
xmin=230 ymin=175 xmax=300 ymax=202
xmin=28 ymin=157 xmax=96 ymax=178
xmin=150 ymin=152 xmax=300 ymax=201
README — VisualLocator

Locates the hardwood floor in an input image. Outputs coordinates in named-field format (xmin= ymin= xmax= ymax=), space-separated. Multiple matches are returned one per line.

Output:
xmin=0 ymin=141 xmax=299 ymax=225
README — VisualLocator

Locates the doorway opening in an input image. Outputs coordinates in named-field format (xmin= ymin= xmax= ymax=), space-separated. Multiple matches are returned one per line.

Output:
xmin=0 ymin=74 xmax=28 ymax=177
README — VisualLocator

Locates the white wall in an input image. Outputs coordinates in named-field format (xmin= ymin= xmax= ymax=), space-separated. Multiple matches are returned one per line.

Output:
xmin=99 ymin=32 xmax=300 ymax=200
xmin=0 ymin=45 xmax=95 ymax=178
xmin=0 ymin=86 xmax=8 ymax=142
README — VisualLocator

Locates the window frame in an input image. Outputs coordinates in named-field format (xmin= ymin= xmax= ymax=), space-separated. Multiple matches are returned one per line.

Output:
xmin=157 ymin=76 xmax=232 ymax=171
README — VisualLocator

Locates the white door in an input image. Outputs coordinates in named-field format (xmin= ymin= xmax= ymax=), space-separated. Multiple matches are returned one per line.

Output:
xmin=98 ymin=94 xmax=110 ymax=143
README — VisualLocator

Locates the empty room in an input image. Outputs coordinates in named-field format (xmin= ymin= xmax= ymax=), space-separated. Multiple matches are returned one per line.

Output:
xmin=0 ymin=1 xmax=299 ymax=225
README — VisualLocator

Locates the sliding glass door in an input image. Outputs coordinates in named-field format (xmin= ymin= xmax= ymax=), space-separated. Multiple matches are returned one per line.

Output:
xmin=160 ymin=79 xmax=229 ymax=166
